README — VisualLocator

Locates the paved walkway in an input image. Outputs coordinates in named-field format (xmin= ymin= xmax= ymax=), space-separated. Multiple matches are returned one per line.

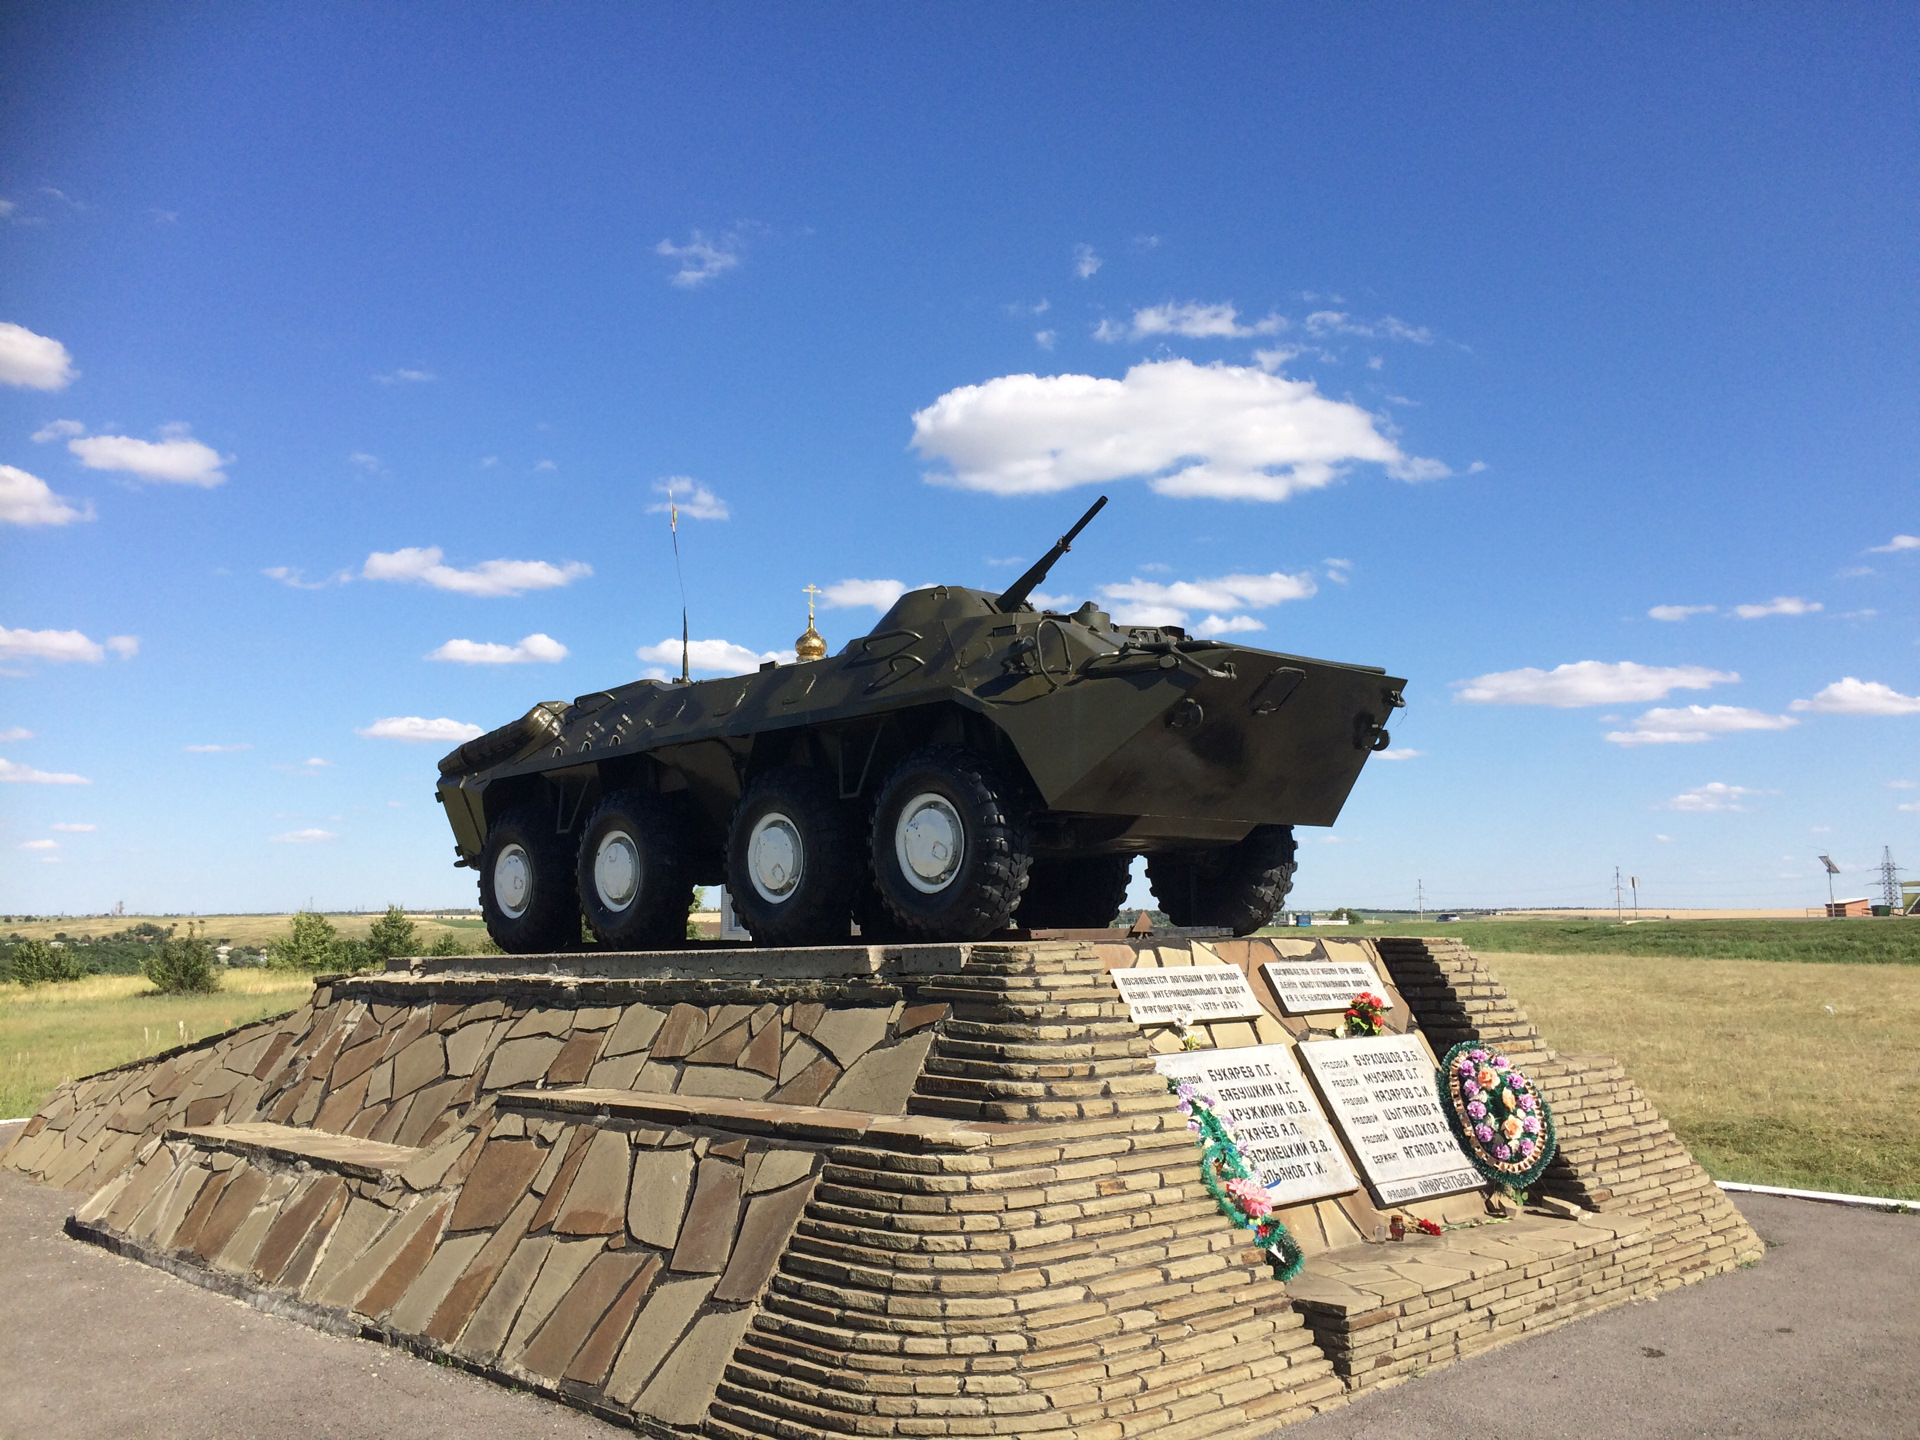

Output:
xmin=0 ymin=1165 xmax=1911 ymax=1439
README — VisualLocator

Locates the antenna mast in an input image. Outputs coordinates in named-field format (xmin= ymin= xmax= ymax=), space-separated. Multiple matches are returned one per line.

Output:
xmin=668 ymin=484 xmax=690 ymax=684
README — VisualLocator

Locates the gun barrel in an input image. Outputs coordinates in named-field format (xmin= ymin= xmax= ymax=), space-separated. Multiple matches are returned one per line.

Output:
xmin=994 ymin=495 xmax=1108 ymax=612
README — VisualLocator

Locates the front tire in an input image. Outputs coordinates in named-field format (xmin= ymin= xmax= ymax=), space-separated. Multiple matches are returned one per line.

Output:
xmin=576 ymin=790 xmax=693 ymax=950
xmin=870 ymin=745 xmax=1030 ymax=941
xmin=1146 ymin=825 xmax=1297 ymax=935
xmin=479 ymin=806 xmax=581 ymax=954
xmin=1016 ymin=855 xmax=1133 ymax=930
xmin=726 ymin=767 xmax=861 ymax=946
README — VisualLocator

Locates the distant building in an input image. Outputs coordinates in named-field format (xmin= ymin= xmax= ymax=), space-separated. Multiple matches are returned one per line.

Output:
xmin=1826 ymin=897 xmax=1872 ymax=918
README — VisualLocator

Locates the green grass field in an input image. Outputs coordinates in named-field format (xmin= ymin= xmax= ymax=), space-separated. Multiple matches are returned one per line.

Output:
xmin=1280 ymin=917 xmax=1920 ymax=965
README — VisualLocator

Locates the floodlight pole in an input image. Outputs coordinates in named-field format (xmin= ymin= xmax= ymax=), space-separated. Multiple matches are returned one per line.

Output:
xmin=1614 ymin=867 xmax=1623 ymax=921
xmin=1818 ymin=854 xmax=1838 ymax=910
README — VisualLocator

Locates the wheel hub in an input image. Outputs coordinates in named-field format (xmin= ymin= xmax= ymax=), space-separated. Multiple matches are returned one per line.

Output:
xmin=493 ymin=844 xmax=532 ymax=918
xmin=593 ymin=830 xmax=640 ymax=911
xmin=747 ymin=812 xmax=804 ymax=904
xmin=896 ymin=793 xmax=964 ymax=894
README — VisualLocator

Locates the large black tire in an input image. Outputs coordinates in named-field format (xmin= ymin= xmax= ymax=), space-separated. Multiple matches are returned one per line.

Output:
xmin=1146 ymin=825 xmax=1297 ymax=935
xmin=726 ymin=767 xmax=862 ymax=946
xmin=479 ymin=805 xmax=581 ymax=954
xmin=576 ymin=789 xmax=694 ymax=950
xmin=869 ymin=745 xmax=1031 ymax=941
xmin=1016 ymin=855 xmax=1133 ymax=930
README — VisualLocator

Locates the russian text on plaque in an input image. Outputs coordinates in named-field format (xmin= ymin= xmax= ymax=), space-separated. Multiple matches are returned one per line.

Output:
xmin=1260 ymin=958 xmax=1393 ymax=1016
xmin=1110 ymin=964 xmax=1265 ymax=1025
xmin=1296 ymin=1035 xmax=1483 ymax=1205
xmin=1155 ymin=1044 xmax=1359 ymax=1207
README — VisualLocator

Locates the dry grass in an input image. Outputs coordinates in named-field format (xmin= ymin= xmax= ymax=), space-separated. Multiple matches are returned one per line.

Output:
xmin=2 ymin=912 xmax=491 ymax=949
xmin=0 ymin=971 xmax=313 ymax=1120
xmin=1496 ymin=952 xmax=1920 ymax=1200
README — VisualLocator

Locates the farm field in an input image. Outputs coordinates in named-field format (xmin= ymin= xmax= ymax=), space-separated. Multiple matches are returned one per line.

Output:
xmin=1282 ymin=917 xmax=1920 ymax=965
xmin=2 ymin=911 xmax=493 ymax=950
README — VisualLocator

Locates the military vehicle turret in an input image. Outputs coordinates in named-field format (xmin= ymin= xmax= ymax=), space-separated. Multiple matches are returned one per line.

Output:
xmin=435 ymin=497 xmax=1406 ymax=952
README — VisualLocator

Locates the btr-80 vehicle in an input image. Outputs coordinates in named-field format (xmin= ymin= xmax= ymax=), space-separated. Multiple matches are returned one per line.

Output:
xmin=435 ymin=497 xmax=1406 ymax=953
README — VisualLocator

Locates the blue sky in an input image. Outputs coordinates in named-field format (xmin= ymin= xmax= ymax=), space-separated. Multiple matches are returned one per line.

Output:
xmin=2 ymin=4 xmax=1916 ymax=917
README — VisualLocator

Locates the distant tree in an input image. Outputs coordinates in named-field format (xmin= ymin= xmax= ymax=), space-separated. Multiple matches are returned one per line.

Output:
xmin=144 ymin=924 xmax=218 ymax=995
xmin=266 ymin=910 xmax=345 ymax=972
xmin=426 ymin=930 xmax=466 ymax=957
xmin=7 ymin=938 xmax=85 ymax=986
xmin=365 ymin=905 xmax=418 ymax=962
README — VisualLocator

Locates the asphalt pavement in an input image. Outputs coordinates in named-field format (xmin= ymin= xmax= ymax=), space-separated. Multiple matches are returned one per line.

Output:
xmin=0 ymin=1164 xmax=1911 ymax=1440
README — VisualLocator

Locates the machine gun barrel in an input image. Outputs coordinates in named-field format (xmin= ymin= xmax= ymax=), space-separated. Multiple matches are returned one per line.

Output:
xmin=993 ymin=494 xmax=1108 ymax=612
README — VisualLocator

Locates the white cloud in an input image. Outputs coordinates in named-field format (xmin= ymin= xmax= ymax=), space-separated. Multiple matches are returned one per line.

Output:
xmin=1099 ymin=570 xmax=1314 ymax=632
xmin=1073 ymin=243 xmax=1101 ymax=279
xmin=1605 ymin=705 xmax=1799 ymax=746
xmin=270 ymin=828 xmax=338 ymax=844
xmin=1868 ymin=535 xmax=1918 ymax=553
xmin=1324 ymin=557 xmax=1352 ymax=584
xmin=1901 ymin=800 xmax=1920 ymax=813
xmin=533 ymin=459 xmax=556 ymax=472
xmin=50 ymin=822 xmax=94 ymax=832
xmin=1656 ymin=833 xmax=1674 ymax=842
xmin=911 ymin=359 xmax=1443 ymax=502
xmin=373 ymin=368 xmax=435 ymax=385
xmin=1377 ymin=748 xmax=1425 ymax=760
xmin=69 ymin=424 xmax=229 ymax=486
xmin=1732 ymin=596 xmax=1821 ymax=619
xmin=821 ymin=579 xmax=907 ymax=610
xmin=347 ymin=452 xmax=381 ymax=472
xmin=0 ymin=626 xmax=139 ymax=664
xmin=1027 ymin=590 xmax=1076 ymax=611
xmin=1648 ymin=604 xmax=1715 ymax=622
xmin=636 ymin=638 xmax=794 ymax=677
xmin=1452 ymin=661 xmax=1738 ymax=708
xmin=428 ymin=633 xmax=569 ymax=665
xmin=0 ymin=727 xmax=31 ymax=741
xmin=262 ymin=565 xmax=351 ymax=590
xmin=362 ymin=546 xmax=591 ymax=597
xmin=0 ymin=757 xmax=89 ymax=784
xmin=1193 ymin=614 xmax=1266 ymax=637
xmin=357 ymin=716 xmax=485 ymax=744
xmin=1303 ymin=311 xmax=1434 ymax=344
xmin=1035 ymin=330 xmax=1057 ymax=350
xmin=1663 ymin=782 xmax=1771 ymax=813
xmin=0 ymin=322 xmax=78 ymax=389
xmin=656 ymin=230 xmax=740 ymax=287
xmin=30 ymin=419 xmax=83 ymax=442
xmin=1096 ymin=303 xmax=1284 ymax=343
xmin=1790 ymin=678 xmax=1920 ymax=716
xmin=645 ymin=478 xmax=730 ymax=521
xmin=185 ymin=742 xmax=251 ymax=753
xmin=0 ymin=464 xmax=91 ymax=527
xmin=20 ymin=839 xmax=57 ymax=850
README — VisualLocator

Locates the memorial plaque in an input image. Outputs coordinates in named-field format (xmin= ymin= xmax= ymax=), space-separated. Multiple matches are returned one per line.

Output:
xmin=1109 ymin=964 xmax=1264 ymax=1025
xmin=1154 ymin=1044 xmax=1359 ymax=1207
xmin=1296 ymin=1036 xmax=1483 ymax=1205
xmin=1261 ymin=958 xmax=1392 ymax=1016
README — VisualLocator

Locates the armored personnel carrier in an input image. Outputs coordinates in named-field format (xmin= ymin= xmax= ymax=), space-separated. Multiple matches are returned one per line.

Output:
xmin=436 ymin=497 xmax=1406 ymax=952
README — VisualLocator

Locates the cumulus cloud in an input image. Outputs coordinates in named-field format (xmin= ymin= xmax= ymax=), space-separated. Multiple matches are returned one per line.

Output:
xmin=645 ymin=478 xmax=730 ymax=521
xmin=1663 ymin=782 xmax=1770 ymax=813
xmin=657 ymin=230 xmax=740 ymax=287
xmin=20 ymin=838 xmax=57 ymax=850
xmin=0 ymin=727 xmax=31 ymax=741
xmin=1377 ymin=748 xmax=1425 ymax=760
xmin=0 ymin=626 xmax=137 ymax=665
xmin=1648 ymin=604 xmax=1715 ymax=622
xmin=0 ymin=321 xmax=77 ymax=389
xmin=362 ymin=546 xmax=591 ymax=597
xmin=1303 ymin=312 xmax=1434 ymax=344
xmin=68 ymin=423 xmax=229 ymax=486
xmin=30 ymin=419 xmax=84 ymax=443
xmin=1868 ymin=535 xmax=1918 ymax=553
xmin=1035 ymin=330 xmax=1057 ymax=350
xmin=1095 ymin=303 xmax=1283 ymax=343
xmin=1452 ymin=661 xmax=1738 ymax=707
xmin=1605 ymin=705 xmax=1799 ymax=746
xmin=184 ymin=742 xmax=251 ymax=753
xmin=1732 ymin=596 xmax=1821 ymax=619
xmin=428 ymin=633 xmax=569 ymax=665
xmin=1101 ymin=570 xmax=1315 ymax=631
xmin=0 ymin=464 xmax=91 ymax=527
xmin=50 ymin=822 xmax=94 ymax=832
xmin=373 ymin=368 xmax=435 ymax=385
xmin=1324 ymin=558 xmax=1352 ymax=584
xmin=262 ymin=565 xmax=351 ymax=590
xmin=1193 ymin=614 xmax=1267 ymax=636
xmin=357 ymin=716 xmax=485 ymax=744
xmin=1073 ymin=244 xmax=1101 ymax=279
xmin=270 ymin=828 xmax=338 ymax=843
xmin=821 ymin=579 xmax=908 ymax=610
xmin=1789 ymin=678 xmax=1920 ymax=716
xmin=636 ymin=638 xmax=795 ymax=677
xmin=0 ymin=757 xmax=89 ymax=784
xmin=911 ymin=359 xmax=1444 ymax=502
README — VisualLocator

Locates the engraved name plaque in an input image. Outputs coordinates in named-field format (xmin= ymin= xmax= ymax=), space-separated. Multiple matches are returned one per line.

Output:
xmin=1155 ymin=1044 xmax=1359 ymax=1207
xmin=1110 ymin=964 xmax=1265 ymax=1025
xmin=1296 ymin=1035 xmax=1482 ymax=1205
xmin=1261 ymin=959 xmax=1393 ymax=1016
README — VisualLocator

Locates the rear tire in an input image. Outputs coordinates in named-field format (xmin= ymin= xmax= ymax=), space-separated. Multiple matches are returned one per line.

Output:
xmin=1146 ymin=825 xmax=1297 ymax=935
xmin=726 ymin=767 xmax=861 ymax=946
xmin=1016 ymin=855 xmax=1133 ymax=930
xmin=870 ymin=745 xmax=1030 ymax=941
xmin=576 ymin=790 xmax=694 ymax=950
xmin=479 ymin=805 xmax=581 ymax=954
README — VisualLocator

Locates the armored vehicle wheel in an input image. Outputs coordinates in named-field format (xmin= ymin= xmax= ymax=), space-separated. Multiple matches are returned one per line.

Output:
xmin=1016 ymin=855 xmax=1133 ymax=930
xmin=479 ymin=806 xmax=582 ymax=954
xmin=576 ymin=790 xmax=693 ymax=949
xmin=870 ymin=745 xmax=1031 ymax=941
xmin=1146 ymin=824 xmax=1297 ymax=935
xmin=726 ymin=767 xmax=861 ymax=946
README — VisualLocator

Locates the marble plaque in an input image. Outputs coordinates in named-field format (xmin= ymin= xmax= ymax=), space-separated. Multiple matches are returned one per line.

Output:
xmin=1296 ymin=1035 xmax=1483 ymax=1205
xmin=1155 ymin=1044 xmax=1358 ymax=1207
xmin=1261 ymin=958 xmax=1392 ymax=1016
xmin=1110 ymin=964 xmax=1264 ymax=1025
